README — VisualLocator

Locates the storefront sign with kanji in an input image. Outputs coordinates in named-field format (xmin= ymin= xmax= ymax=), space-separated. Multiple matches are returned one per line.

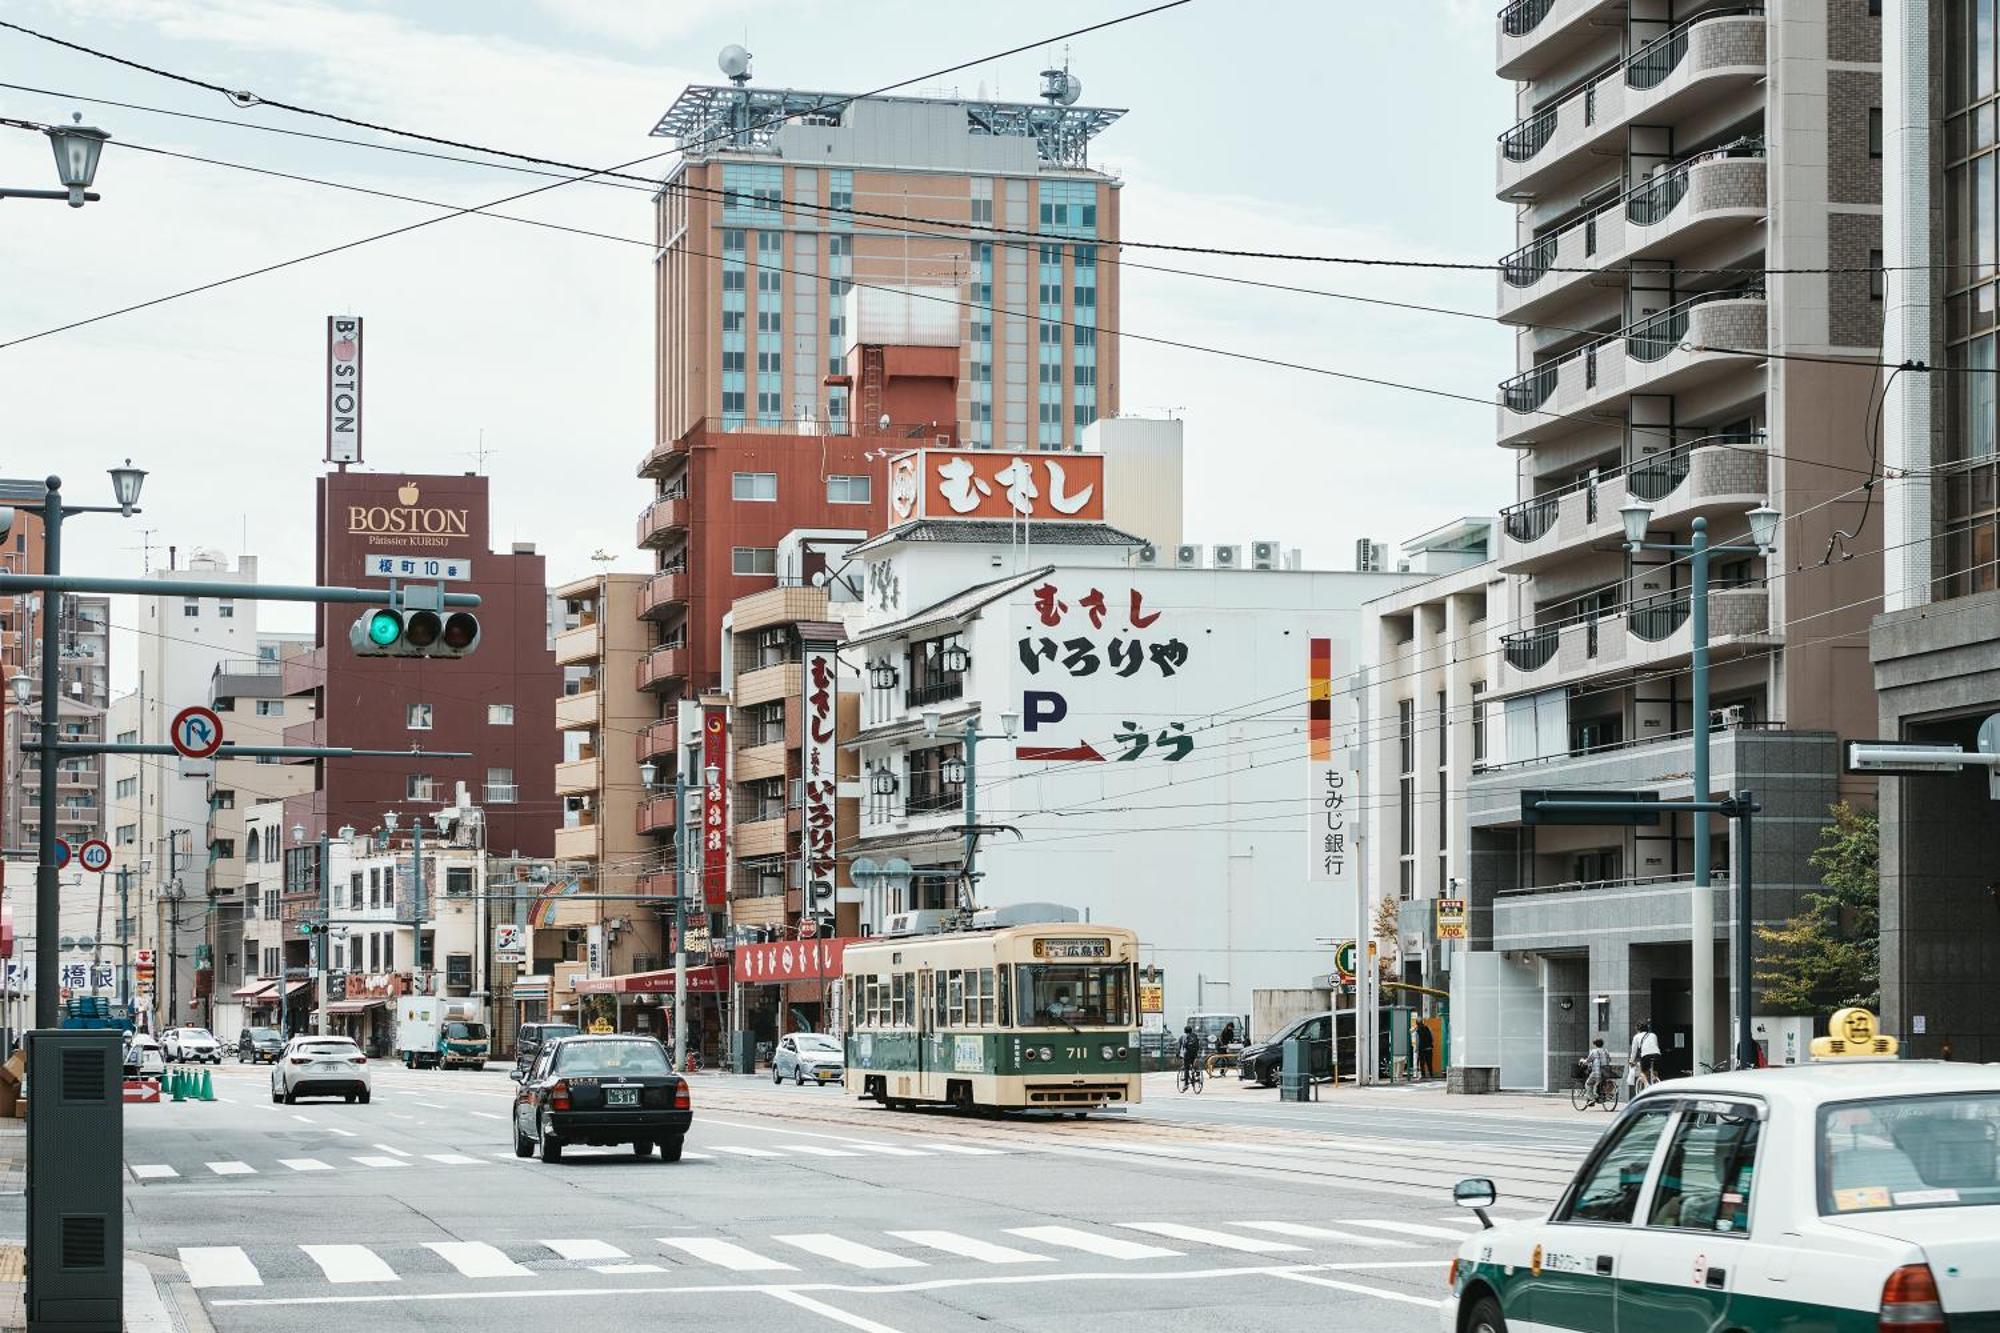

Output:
xmin=887 ymin=449 xmax=1105 ymax=523
xmin=699 ymin=706 xmax=729 ymax=913
xmin=800 ymin=642 xmax=839 ymax=907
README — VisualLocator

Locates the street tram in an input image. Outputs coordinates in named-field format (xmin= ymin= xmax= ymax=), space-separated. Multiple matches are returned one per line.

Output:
xmin=842 ymin=907 xmax=1141 ymax=1113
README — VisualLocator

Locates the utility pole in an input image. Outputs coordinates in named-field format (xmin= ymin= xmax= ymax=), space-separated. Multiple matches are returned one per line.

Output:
xmin=315 ymin=829 xmax=331 ymax=1035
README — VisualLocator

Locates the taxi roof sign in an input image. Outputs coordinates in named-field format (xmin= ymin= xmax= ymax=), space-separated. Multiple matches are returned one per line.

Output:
xmin=1810 ymin=1006 xmax=1900 ymax=1060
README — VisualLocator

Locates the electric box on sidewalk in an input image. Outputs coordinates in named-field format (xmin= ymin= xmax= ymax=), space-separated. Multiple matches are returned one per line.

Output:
xmin=26 ymin=1028 xmax=122 ymax=1331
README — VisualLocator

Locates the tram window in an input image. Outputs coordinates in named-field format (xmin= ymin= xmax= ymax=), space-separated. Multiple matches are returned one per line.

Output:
xmin=997 ymin=967 xmax=1010 ymax=1027
xmin=947 ymin=971 xmax=965 ymax=1025
xmin=977 ymin=968 xmax=997 ymax=1025
xmin=891 ymin=973 xmax=908 ymax=1026
xmin=1015 ymin=963 xmax=1133 ymax=1027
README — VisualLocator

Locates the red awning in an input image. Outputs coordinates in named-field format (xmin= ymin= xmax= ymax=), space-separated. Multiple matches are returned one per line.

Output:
xmin=230 ymin=981 xmax=276 ymax=1000
xmin=573 ymin=964 xmax=728 ymax=996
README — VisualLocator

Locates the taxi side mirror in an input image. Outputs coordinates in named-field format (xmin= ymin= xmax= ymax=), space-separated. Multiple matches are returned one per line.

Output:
xmin=507 ymin=1068 xmax=523 ymax=1083
xmin=1454 ymin=1176 xmax=1497 ymax=1230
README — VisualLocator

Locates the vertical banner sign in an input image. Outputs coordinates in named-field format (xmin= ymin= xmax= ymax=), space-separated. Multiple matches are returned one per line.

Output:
xmin=699 ymin=707 xmax=729 ymax=915
xmin=1307 ymin=637 xmax=1350 ymax=882
xmin=326 ymin=314 xmax=363 ymax=464
xmin=801 ymin=643 xmax=839 ymax=909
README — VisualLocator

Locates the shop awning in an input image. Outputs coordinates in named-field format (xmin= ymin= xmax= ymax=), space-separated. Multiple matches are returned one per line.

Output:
xmin=323 ymin=998 xmax=387 ymax=1015
xmin=231 ymin=981 xmax=275 ymax=1000
xmin=573 ymin=964 xmax=728 ymax=996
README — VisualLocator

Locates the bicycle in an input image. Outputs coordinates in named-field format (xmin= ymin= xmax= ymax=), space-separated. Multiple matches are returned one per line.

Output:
xmin=1570 ymin=1063 xmax=1621 ymax=1112
xmin=1176 ymin=1062 xmax=1205 ymax=1094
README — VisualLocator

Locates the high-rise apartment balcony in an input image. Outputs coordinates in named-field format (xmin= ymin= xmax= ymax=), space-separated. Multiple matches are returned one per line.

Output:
xmin=553 ymin=620 xmax=602 ymax=667
xmin=1496 ymin=0 xmax=1624 ymax=80
xmin=636 ymin=717 xmax=678 ymax=763
xmin=639 ymin=564 xmax=689 ymax=621
xmin=637 ymin=795 xmax=679 ymax=835
xmin=553 ymin=822 xmax=599 ymax=862
xmin=1499 ymin=146 xmax=1767 ymax=326
xmin=735 ymin=661 xmax=801 ymax=709
xmin=637 ymin=640 xmax=688 ymax=692
xmin=1495 ymin=583 xmax=1773 ymax=697
xmin=555 ymin=679 xmax=598 ymax=731
xmin=736 ymin=740 xmax=786 ymax=784
xmin=639 ymin=416 xmax=968 ymax=482
xmin=1496 ymin=286 xmax=1767 ymax=448
xmin=734 ymin=817 xmax=786 ymax=860
xmin=1496 ymin=8 xmax=1767 ymax=200
xmin=636 ymin=489 xmax=690 ymax=549
xmin=1497 ymin=433 xmax=1769 ymax=573
xmin=554 ymin=757 xmax=599 ymax=796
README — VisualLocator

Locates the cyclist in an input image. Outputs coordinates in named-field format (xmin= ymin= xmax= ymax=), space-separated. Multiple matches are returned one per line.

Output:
xmin=1176 ymin=1022 xmax=1204 ymax=1086
xmin=1629 ymin=1021 xmax=1662 ymax=1088
xmin=1583 ymin=1037 xmax=1614 ymax=1103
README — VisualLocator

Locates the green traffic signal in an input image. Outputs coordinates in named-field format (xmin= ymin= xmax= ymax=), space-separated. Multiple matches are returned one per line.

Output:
xmin=366 ymin=609 xmax=402 ymax=647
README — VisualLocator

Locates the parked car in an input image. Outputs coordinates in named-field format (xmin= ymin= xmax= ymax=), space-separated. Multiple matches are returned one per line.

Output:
xmin=513 ymin=1021 xmax=580 ymax=1073
xmin=512 ymin=1035 xmax=690 ymax=1163
xmin=270 ymin=1035 xmax=372 ymax=1104
xmin=237 ymin=1027 xmax=285 ymax=1064
xmin=1236 ymin=1013 xmax=1334 ymax=1087
xmin=772 ymin=1032 xmax=844 ymax=1086
xmin=123 ymin=1033 xmax=166 ymax=1078
xmin=162 ymin=1026 xmax=222 ymax=1063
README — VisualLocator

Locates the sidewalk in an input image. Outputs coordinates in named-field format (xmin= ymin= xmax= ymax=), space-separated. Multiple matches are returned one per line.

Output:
xmin=0 ymin=1117 xmax=22 ymax=1332
xmin=1161 ymin=1067 xmax=1577 ymax=1119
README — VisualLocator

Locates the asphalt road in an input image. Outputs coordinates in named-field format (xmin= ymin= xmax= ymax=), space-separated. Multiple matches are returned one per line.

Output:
xmin=120 ymin=1062 xmax=1599 ymax=1332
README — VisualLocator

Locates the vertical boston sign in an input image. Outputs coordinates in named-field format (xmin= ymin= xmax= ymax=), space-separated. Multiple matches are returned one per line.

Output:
xmin=800 ymin=641 xmax=839 ymax=914
xmin=698 ymin=706 xmax=729 ymax=915
xmin=326 ymin=315 xmax=364 ymax=464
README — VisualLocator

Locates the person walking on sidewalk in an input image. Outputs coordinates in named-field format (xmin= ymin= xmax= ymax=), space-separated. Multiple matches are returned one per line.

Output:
xmin=1629 ymin=1021 xmax=1662 ymax=1089
xmin=1415 ymin=1018 xmax=1435 ymax=1079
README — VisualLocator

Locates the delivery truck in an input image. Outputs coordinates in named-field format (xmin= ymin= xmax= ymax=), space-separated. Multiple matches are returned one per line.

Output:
xmin=395 ymin=997 xmax=490 ymax=1070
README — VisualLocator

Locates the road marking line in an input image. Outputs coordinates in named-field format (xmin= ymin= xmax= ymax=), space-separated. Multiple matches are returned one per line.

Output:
xmin=1268 ymin=1269 xmax=1443 ymax=1308
xmin=771 ymin=1144 xmax=861 ymax=1158
xmin=351 ymin=1155 xmax=406 ymax=1169
xmin=301 ymin=1245 xmax=398 ymax=1284
xmin=773 ymin=1234 xmax=926 ymax=1271
xmin=485 ymin=1152 xmax=518 ymax=1161
xmin=837 ymin=1143 xmax=929 ymax=1157
xmin=290 ymin=1115 xmax=316 ymax=1124
xmin=924 ymin=1144 xmax=1004 ymax=1155
xmin=543 ymin=1240 xmax=625 ymax=1261
xmin=712 ymin=1146 xmax=782 ymax=1158
xmin=886 ymin=1231 xmax=1049 ymax=1265
xmin=425 ymin=1242 xmax=532 ymax=1279
xmin=1005 ymin=1226 xmax=1179 ymax=1261
xmin=387 ymin=1113 xmax=415 ymax=1121
xmin=1431 ymin=1215 xmax=1484 ymax=1228
xmin=130 ymin=1165 xmax=178 ymax=1180
xmin=205 ymin=1161 xmax=256 ymax=1176
xmin=423 ymin=1153 xmax=485 ymax=1166
xmin=593 ymin=1263 xmax=667 ymax=1274
xmin=470 ymin=1111 xmax=504 ymax=1120
xmin=1236 ymin=1221 xmax=1414 ymax=1248
xmin=767 ymin=1288 xmax=905 ymax=1332
xmin=178 ymin=1247 xmax=261 ymax=1289
xmin=416 ymin=1102 xmax=448 ymax=1109
xmin=279 ymin=1159 xmax=333 ymax=1172
xmin=1119 ymin=1223 xmax=1306 ymax=1254
xmin=681 ymin=1151 xmax=714 ymax=1160
xmin=1336 ymin=1220 xmax=1471 ymax=1241
xmin=324 ymin=1127 xmax=358 ymax=1138
xmin=658 ymin=1238 xmax=795 ymax=1272
xmin=370 ymin=1144 xmax=413 ymax=1157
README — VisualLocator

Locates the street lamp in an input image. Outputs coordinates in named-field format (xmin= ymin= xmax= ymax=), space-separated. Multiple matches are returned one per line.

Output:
xmin=0 ymin=113 xmax=110 ymax=207
xmin=916 ymin=709 xmax=1018 ymax=910
xmin=866 ymin=660 xmax=898 ymax=690
xmin=7 ymin=673 xmax=28 ymax=706
xmin=1622 ymin=500 xmax=1781 ymax=1072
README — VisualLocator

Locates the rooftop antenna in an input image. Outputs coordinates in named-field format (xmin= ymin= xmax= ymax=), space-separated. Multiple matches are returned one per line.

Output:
xmin=1039 ymin=50 xmax=1082 ymax=106
xmin=718 ymin=44 xmax=753 ymax=86
xmin=465 ymin=429 xmax=497 ymax=474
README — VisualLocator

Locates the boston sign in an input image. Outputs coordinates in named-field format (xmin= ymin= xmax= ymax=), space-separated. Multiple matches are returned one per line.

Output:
xmin=346 ymin=481 xmax=471 ymax=549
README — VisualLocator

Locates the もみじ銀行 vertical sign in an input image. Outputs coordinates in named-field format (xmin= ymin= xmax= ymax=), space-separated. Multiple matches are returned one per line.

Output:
xmin=1307 ymin=639 xmax=1355 ymax=911
xmin=326 ymin=315 xmax=363 ymax=464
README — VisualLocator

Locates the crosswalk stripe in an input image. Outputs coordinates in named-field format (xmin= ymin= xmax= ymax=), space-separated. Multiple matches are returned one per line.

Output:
xmin=470 ymin=1111 xmax=504 ymax=1120
xmin=205 ymin=1162 xmax=256 ymax=1176
xmin=351 ymin=1155 xmax=406 ymax=1169
xmin=179 ymin=1246 xmax=260 ymax=1289
xmin=925 ymin=1144 xmax=1004 ymax=1155
xmin=774 ymin=1233 xmax=926 ymax=1270
xmin=371 ymin=1144 xmax=414 ymax=1158
xmin=1338 ymin=1219 xmax=1476 ymax=1241
xmin=1120 ymin=1222 xmax=1307 ymax=1254
xmin=1006 ymin=1226 xmax=1180 ymax=1261
xmin=324 ymin=1127 xmax=357 ymax=1138
xmin=425 ymin=1242 xmax=532 ymax=1279
xmin=130 ymin=1165 xmax=178 ymax=1180
xmin=887 ymin=1230 xmax=1050 ymax=1265
xmin=543 ymin=1239 xmax=626 ymax=1261
xmin=1433 ymin=1215 xmax=1485 ymax=1228
xmin=301 ymin=1244 xmax=398 ymax=1284
xmin=423 ymin=1154 xmax=486 ymax=1166
xmin=658 ymin=1237 xmax=795 ymax=1272
xmin=681 ymin=1151 xmax=714 ymax=1160
xmin=771 ymin=1144 xmax=862 ymax=1157
xmin=1236 ymin=1221 xmax=1415 ymax=1248
xmin=279 ymin=1159 xmax=333 ymax=1172
xmin=712 ymin=1146 xmax=781 ymax=1158
xmin=838 ymin=1142 xmax=929 ymax=1157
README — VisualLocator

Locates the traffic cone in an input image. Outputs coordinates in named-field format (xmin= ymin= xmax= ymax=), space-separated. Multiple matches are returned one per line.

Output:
xmin=198 ymin=1069 xmax=214 ymax=1102
xmin=169 ymin=1070 xmax=186 ymax=1102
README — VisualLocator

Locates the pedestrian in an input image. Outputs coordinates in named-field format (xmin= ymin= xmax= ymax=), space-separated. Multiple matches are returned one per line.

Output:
xmin=1415 ymin=1018 xmax=1435 ymax=1079
xmin=1629 ymin=1021 xmax=1662 ymax=1088
xmin=1219 ymin=1020 xmax=1237 ymax=1051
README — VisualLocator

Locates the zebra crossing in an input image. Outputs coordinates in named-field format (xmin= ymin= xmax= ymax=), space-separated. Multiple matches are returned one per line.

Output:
xmin=175 ymin=1215 xmax=1483 ymax=1290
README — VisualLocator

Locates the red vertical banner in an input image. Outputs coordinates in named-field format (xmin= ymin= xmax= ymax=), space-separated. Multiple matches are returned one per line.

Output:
xmin=699 ymin=707 xmax=729 ymax=913
xmin=800 ymin=643 xmax=839 ymax=914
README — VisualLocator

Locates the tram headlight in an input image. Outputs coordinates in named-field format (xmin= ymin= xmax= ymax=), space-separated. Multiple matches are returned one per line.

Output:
xmin=1039 ymin=1047 xmax=1054 ymax=1061
xmin=1099 ymin=1044 xmax=1115 ymax=1060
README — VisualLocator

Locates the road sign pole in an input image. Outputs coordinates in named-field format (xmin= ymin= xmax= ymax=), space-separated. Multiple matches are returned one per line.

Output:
xmin=33 ymin=478 xmax=62 ymax=1029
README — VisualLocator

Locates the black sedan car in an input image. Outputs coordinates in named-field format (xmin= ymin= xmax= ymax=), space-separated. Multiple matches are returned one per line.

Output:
xmin=512 ymin=1035 xmax=691 ymax=1164
xmin=1236 ymin=1013 xmax=1335 ymax=1087
xmin=237 ymin=1027 xmax=285 ymax=1064
xmin=512 ymin=1021 xmax=580 ymax=1075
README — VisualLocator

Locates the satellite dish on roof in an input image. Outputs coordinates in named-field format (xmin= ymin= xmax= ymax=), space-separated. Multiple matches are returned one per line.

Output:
xmin=718 ymin=45 xmax=753 ymax=85
xmin=1039 ymin=66 xmax=1082 ymax=105
xmin=1059 ymin=75 xmax=1082 ymax=106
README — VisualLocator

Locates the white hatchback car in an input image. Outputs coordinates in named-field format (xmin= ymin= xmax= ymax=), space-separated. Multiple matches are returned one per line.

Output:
xmin=123 ymin=1033 xmax=166 ymax=1078
xmin=772 ymin=1032 xmax=844 ymax=1086
xmin=270 ymin=1035 xmax=372 ymax=1104
xmin=162 ymin=1026 xmax=222 ymax=1063
xmin=1442 ymin=1056 xmax=2000 ymax=1333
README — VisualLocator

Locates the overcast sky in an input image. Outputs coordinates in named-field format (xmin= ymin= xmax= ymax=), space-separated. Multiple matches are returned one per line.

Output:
xmin=0 ymin=0 xmax=1516 ymax=689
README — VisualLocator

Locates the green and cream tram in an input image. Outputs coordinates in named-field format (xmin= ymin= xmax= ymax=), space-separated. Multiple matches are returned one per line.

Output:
xmin=842 ymin=919 xmax=1141 ymax=1113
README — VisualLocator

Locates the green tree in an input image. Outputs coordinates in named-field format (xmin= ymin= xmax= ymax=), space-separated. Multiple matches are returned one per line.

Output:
xmin=1754 ymin=803 xmax=1880 ymax=1014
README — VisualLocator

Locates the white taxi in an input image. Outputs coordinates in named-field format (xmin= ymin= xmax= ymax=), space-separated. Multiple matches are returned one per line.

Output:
xmin=1443 ymin=1034 xmax=1998 ymax=1332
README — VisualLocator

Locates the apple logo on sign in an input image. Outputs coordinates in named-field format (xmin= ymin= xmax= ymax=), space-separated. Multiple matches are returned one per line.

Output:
xmin=332 ymin=336 xmax=357 ymax=362
xmin=398 ymin=482 xmax=420 ymax=506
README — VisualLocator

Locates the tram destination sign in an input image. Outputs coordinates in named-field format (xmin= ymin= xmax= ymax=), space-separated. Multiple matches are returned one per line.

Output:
xmin=1032 ymin=937 xmax=1112 ymax=960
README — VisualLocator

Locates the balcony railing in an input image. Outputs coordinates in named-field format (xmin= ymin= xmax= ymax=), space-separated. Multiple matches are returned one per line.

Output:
xmin=1628 ymin=594 xmax=1692 ymax=642
xmin=906 ymin=676 xmax=965 ymax=708
xmin=1498 ymin=285 xmax=1764 ymax=409
xmin=1501 ymin=493 xmax=1560 ymax=544
xmin=1496 ymin=8 xmax=1767 ymax=164
xmin=1501 ymin=625 xmax=1560 ymax=672
xmin=906 ymin=781 xmax=963 ymax=815
xmin=1499 ymin=0 xmax=1557 ymax=37
xmin=1503 ymin=362 xmax=1560 ymax=413
xmin=1500 ymin=868 xmax=1731 ymax=898
xmin=1626 ymin=431 xmax=1764 ymax=501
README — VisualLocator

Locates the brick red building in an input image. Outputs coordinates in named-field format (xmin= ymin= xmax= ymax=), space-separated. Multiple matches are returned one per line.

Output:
xmin=284 ymin=471 xmax=559 ymax=856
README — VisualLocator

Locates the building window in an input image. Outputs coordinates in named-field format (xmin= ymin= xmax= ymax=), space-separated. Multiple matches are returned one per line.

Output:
xmin=1870 ymin=248 xmax=1885 ymax=300
xmin=905 ymin=633 xmax=965 ymax=706
xmin=406 ymin=703 xmax=433 ymax=730
xmin=214 ymin=789 xmax=235 ymax=810
xmin=116 ymin=729 xmax=137 ymax=745
xmin=826 ymin=475 xmax=872 ymax=505
xmin=1397 ymin=698 xmax=1415 ymax=775
xmin=732 ymin=472 xmax=778 ymax=501
xmin=445 ymin=953 xmax=473 ymax=991
xmin=212 ymin=839 xmax=236 ymax=860
xmin=1397 ymin=775 xmax=1415 ymax=900
xmin=906 ymin=745 xmax=964 ymax=814
xmin=487 ymin=703 xmax=514 ymax=725
xmin=350 ymin=872 xmax=364 ymax=910
xmin=731 ymin=547 xmax=777 ymax=576
xmin=115 ymin=776 xmax=137 ymax=799
xmin=485 ymin=768 xmax=516 ymax=803
xmin=1869 ymin=106 xmax=1883 ymax=158
xmin=116 ymin=824 xmax=136 ymax=846
xmin=182 ymin=598 xmax=199 ymax=618
xmin=446 ymin=867 xmax=475 ymax=898
xmin=368 ymin=869 xmax=380 ymax=910
xmin=407 ymin=774 xmax=436 ymax=801
xmin=1471 ymin=681 xmax=1488 ymax=764
xmin=217 ymin=599 xmax=235 ymax=619
xmin=255 ymin=699 xmax=282 ymax=716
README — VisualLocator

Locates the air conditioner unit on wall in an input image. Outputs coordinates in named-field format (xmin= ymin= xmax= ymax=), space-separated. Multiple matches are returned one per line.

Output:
xmin=1135 ymin=543 xmax=1159 ymax=566
xmin=1212 ymin=544 xmax=1241 ymax=569
xmin=1250 ymin=540 xmax=1280 ymax=570
xmin=1174 ymin=544 xmax=1202 ymax=568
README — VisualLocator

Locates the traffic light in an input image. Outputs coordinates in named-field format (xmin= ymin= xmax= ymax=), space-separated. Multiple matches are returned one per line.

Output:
xmin=296 ymin=921 xmax=318 ymax=937
xmin=347 ymin=607 xmax=480 ymax=658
